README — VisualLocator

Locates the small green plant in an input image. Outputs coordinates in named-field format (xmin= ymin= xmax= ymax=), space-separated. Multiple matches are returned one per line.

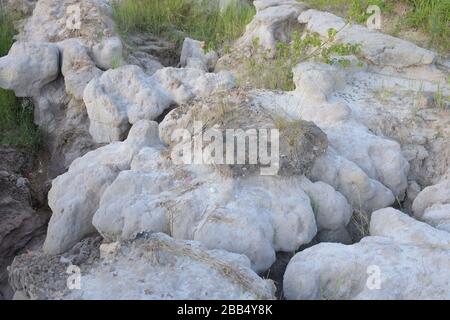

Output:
xmin=411 ymin=81 xmax=425 ymax=116
xmin=434 ymin=84 xmax=449 ymax=111
xmin=0 ymin=9 xmax=41 ymax=150
xmin=109 ymin=55 xmax=123 ymax=69
xmin=374 ymin=81 xmax=394 ymax=103
xmin=243 ymin=28 xmax=361 ymax=90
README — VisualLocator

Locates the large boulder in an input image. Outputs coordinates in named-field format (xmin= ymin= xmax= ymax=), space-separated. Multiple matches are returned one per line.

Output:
xmin=180 ymin=38 xmax=218 ymax=72
xmin=17 ymin=0 xmax=116 ymax=45
xmin=83 ymin=65 xmax=173 ymax=143
xmin=43 ymin=120 xmax=161 ymax=255
xmin=413 ymin=179 xmax=450 ymax=232
xmin=9 ymin=233 xmax=275 ymax=300
xmin=0 ymin=42 xmax=60 ymax=97
xmin=93 ymin=146 xmax=318 ymax=272
xmin=59 ymin=39 xmax=103 ymax=100
xmin=92 ymin=36 xmax=124 ymax=70
xmin=284 ymin=208 xmax=450 ymax=299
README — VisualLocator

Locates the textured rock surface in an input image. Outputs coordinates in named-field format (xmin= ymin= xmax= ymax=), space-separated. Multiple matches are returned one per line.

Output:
xmin=93 ymin=146 xmax=318 ymax=272
xmin=10 ymin=233 xmax=275 ymax=300
xmin=159 ymin=89 xmax=328 ymax=177
xmin=92 ymin=37 xmax=124 ymax=70
xmin=44 ymin=121 xmax=161 ymax=254
xmin=0 ymin=42 xmax=60 ymax=97
xmin=237 ymin=0 xmax=307 ymax=53
xmin=252 ymin=62 xmax=409 ymax=211
xmin=84 ymin=65 xmax=173 ymax=143
xmin=152 ymin=67 xmax=236 ymax=105
xmin=0 ymin=148 xmax=48 ymax=300
xmin=59 ymin=39 xmax=103 ymax=100
xmin=412 ymin=179 xmax=450 ymax=232
xmin=4 ymin=0 xmax=37 ymax=15
xmin=180 ymin=38 xmax=218 ymax=72
xmin=3 ymin=0 xmax=450 ymax=301
xmin=298 ymin=9 xmax=445 ymax=82
xmin=16 ymin=0 xmax=116 ymax=45
xmin=284 ymin=208 xmax=450 ymax=299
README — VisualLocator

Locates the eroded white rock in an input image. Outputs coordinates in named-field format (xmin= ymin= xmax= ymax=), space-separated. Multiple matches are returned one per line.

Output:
xmin=10 ymin=234 xmax=276 ymax=300
xmin=83 ymin=65 xmax=173 ymax=143
xmin=43 ymin=120 xmax=161 ymax=254
xmin=284 ymin=208 xmax=450 ymax=299
xmin=152 ymin=67 xmax=236 ymax=105
xmin=298 ymin=9 xmax=436 ymax=70
xmin=180 ymin=38 xmax=218 ymax=72
xmin=59 ymin=39 xmax=103 ymax=100
xmin=93 ymin=146 xmax=318 ymax=272
xmin=412 ymin=179 xmax=450 ymax=233
xmin=252 ymin=62 xmax=408 ymax=210
xmin=0 ymin=42 xmax=60 ymax=97
xmin=92 ymin=36 xmax=124 ymax=70
xmin=413 ymin=179 xmax=450 ymax=218
xmin=237 ymin=0 xmax=307 ymax=53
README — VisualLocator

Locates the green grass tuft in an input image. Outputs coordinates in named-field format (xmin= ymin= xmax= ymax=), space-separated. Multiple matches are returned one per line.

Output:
xmin=401 ymin=0 xmax=450 ymax=51
xmin=112 ymin=0 xmax=255 ymax=51
xmin=302 ymin=0 xmax=449 ymax=52
xmin=0 ymin=9 xmax=41 ymax=151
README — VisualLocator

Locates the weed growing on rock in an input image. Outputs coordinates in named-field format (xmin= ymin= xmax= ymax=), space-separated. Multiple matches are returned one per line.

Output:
xmin=434 ymin=84 xmax=450 ymax=111
xmin=243 ymin=29 xmax=361 ymax=90
xmin=0 ymin=9 xmax=41 ymax=150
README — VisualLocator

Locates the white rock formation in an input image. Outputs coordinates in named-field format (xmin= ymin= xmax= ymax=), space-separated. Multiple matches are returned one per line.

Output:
xmin=412 ymin=179 xmax=450 ymax=232
xmin=59 ymin=39 xmax=103 ymax=100
xmin=237 ymin=0 xmax=307 ymax=53
xmin=93 ymin=146 xmax=318 ymax=272
xmin=298 ymin=9 xmax=445 ymax=82
xmin=252 ymin=62 xmax=409 ymax=211
xmin=17 ymin=0 xmax=116 ymax=45
xmin=83 ymin=65 xmax=174 ymax=143
xmin=0 ymin=42 xmax=60 ymax=97
xmin=0 ymin=0 xmax=123 ymax=174
xmin=370 ymin=207 xmax=450 ymax=246
xmin=299 ymin=177 xmax=352 ymax=232
xmin=92 ymin=37 xmax=124 ymax=70
xmin=43 ymin=120 xmax=161 ymax=255
xmin=10 ymin=234 xmax=275 ymax=300
xmin=413 ymin=179 xmax=450 ymax=217
xmin=152 ymin=67 xmax=236 ymax=105
xmin=69 ymin=234 xmax=275 ymax=300
xmin=180 ymin=38 xmax=218 ymax=72
xmin=298 ymin=9 xmax=436 ymax=69
xmin=284 ymin=208 xmax=450 ymax=299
